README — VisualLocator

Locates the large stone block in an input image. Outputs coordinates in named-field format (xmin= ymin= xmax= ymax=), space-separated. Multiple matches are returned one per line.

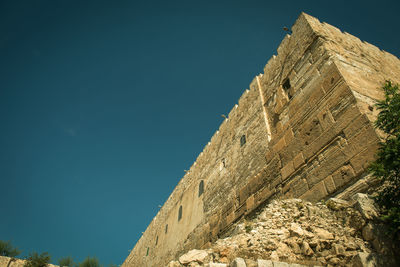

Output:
xmin=301 ymin=181 xmax=328 ymax=202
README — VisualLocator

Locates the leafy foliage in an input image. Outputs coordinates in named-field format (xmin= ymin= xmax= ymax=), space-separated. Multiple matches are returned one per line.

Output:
xmin=24 ymin=252 xmax=51 ymax=267
xmin=58 ymin=256 xmax=75 ymax=267
xmin=79 ymin=257 xmax=101 ymax=267
xmin=369 ymin=81 xmax=400 ymax=234
xmin=0 ymin=240 xmax=21 ymax=257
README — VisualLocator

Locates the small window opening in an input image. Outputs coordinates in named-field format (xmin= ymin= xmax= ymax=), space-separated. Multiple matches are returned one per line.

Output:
xmin=178 ymin=205 xmax=183 ymax=221
xmin=199 ymin=180 xmax=204 ymax=197
xmin=283 ymin=78 xmax=291 ymax=90
xmin=282 ymin=78 xmax=293 ymax=100
xmin=240 ymin=135 xmax=246 ymax=146
xmin=165 ymin=224 xmax=168 ymax=234
xmin=146 ymin=247 xmax=149 ymax=256
xmin=155 ymin=236 xmax=158 ymax=246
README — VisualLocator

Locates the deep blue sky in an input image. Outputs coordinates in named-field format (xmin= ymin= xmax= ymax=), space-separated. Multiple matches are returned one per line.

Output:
xmin=1 ymin=0 xmax=399 ymax=265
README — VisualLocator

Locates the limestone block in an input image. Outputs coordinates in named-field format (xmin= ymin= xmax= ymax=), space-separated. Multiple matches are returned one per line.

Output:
xmin=179 ymin=249 xmax=208 ymax=264
xmin=292 ymin=178 xmax=309 ymax=198
xmin=316 ymin=108 xmax=335 ymax=131
xmin=281 ymin=161 xmax=294 ymax=180
xmin=352 ymin=193 xmax=378 ymax=220
xmin=257 ymin=259 xmax=273 ymax=267
xmin=255 ymin=186 xmax=274 ymax=205
xmin=332 ymin=165 xmax=356 ymax=189
xmin=231 ymin=258 xmax=246 ymax=267
xmin=343 ymin=114 xmax=370 ymax=139
xmin=323 ymin=175 xmax=336 ymax=194
xmin=246 ymin=195 xmax=255 ymax=213
xmin=293 ymin=152 xmax=305 ymax=170
xmin=273 ymin=137 xmax=286 ymax=153
xmin=209 ymin=263 xmax=228 ymax=267
xmin=271 ymin=262 xmax=289 ymax=267
xmin=283 ymin=128 xmax=294 ymax=146
xmin=349 ymin=143 xmax=379 ymax=175
xmin=301 ymin=181 xmax=328 ymax=202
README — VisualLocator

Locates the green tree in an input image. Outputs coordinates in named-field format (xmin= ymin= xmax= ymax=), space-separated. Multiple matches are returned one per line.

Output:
xmin=24 ymin=252 xmax=51 ymax=267
xmin=78 ymin=257 xmax=101 ymax=267
xmin=58 ymin=257 xmax=75 ymax=267
xmin=369 ymin=81 xmax=400 ymax=234
xmin=0 ymin=240 xmax=21 ymax=257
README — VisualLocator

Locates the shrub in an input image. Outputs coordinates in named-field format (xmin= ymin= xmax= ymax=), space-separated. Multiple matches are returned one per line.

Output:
xmin=0 ymin=240 xmax=21 ymax=257
xmin=24 ymin=252 xmax=51 ymax=267
xmin=58 ymin=256 xmax=75 ymax=267
xmin=79 ymin=257 xmax=101 ymax=267
xmin=369 ymin=81 xmax=400 ymax=234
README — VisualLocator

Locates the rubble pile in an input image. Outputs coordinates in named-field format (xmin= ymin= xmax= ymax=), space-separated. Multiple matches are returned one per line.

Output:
xmin=166 ymin=194 xmax=397 ymax=267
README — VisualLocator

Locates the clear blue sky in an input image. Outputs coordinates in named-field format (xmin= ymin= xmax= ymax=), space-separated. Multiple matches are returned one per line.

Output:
xmin=0 ymin=0 xmax=399 ymax=265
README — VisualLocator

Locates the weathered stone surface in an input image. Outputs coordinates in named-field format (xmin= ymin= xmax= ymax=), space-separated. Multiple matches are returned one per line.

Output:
xmin=301 ymin=241 xmax=313 ymax=256
xmin=353 ymin=193 xmax=379 ymax=220
xmin=209 ymin=263 xmax=228 ymax=267
xmin=312 ymin=227 xmax=334 ymax=240
xmin=179 ymin=250 xmax=209 ymax=264
xmin=362 ymin=223 xmax=374 ymax=241
xmin=230 ymin=258 xmax=246 ymax=267
xmin=351 ymin=252 xmax=378 ymax=267
xmin=271 ymin=262 xmax=288 ymax=267
xmin=167 ymin=261 xmax=182 ymax=267
xmin=256 ymin=259 xmax=273 ymax=267
xmin=326 ymin=198 xmax=349 ymax=211
xmin=289 ymin=223 xmax=303 ymax=237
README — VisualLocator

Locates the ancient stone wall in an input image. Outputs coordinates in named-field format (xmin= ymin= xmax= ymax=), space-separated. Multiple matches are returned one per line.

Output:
xmin=122 ymin=13 xmax=400 ymax=267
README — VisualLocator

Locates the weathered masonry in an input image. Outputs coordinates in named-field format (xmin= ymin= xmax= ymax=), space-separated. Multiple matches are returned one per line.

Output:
xmin=122 ymin=13 xmax=400 ymax=267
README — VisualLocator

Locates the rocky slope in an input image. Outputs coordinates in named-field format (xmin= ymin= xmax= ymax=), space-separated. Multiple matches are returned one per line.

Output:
xmin=166 ymin=194 xmax=398 ymax=267
xmin=0 ymin=256 xmax=58 ymax=267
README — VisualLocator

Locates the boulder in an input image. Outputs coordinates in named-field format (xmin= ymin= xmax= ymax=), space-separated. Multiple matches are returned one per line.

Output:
xmin=352 ymin=194 xmax=378 ymax=220
xmin=302 ymin=241 xmax=313 ymax=256
xmin=362 ymin=223 xmax=374 ymax=241
xmin=179 ymin=249 xmax=209 ymax=264
xmin=289 ymin=223 xmax=304 ymax=237
xmin=351 ymin=252 xmax=378 ymax=267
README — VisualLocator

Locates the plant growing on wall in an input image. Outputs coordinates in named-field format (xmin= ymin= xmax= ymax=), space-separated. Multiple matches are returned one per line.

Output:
xmin=369 ymin=80 xmax=400 ymax=235
xmin=0 ymin=240 xmax=21 ymax=257
xmin=24 ymin=252 xmax=51 ymax=267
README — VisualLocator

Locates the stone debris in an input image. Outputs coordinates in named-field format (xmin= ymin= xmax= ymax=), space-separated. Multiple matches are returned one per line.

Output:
xmin=179 ymin=250 xmax=209 ymax=265
xmin=166 ymin=196 xmax=397 ymax=267
xmin=351 ymin=252 xmax=378 ymax=267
